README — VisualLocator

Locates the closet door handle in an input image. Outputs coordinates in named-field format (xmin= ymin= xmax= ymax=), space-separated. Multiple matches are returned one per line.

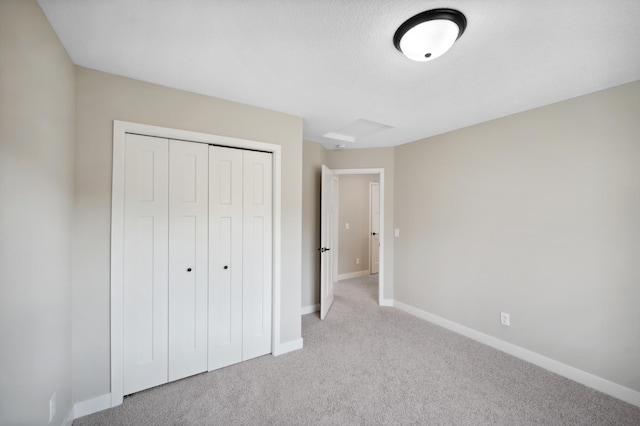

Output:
xmin=224 ymin=265 xmax=229 ymax=270
xmin=187 ymin=268 xmax=192 ymax=272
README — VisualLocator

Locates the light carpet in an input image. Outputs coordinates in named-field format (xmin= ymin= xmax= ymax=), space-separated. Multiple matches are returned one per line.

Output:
xmin=75 ymin=275 xmax=640 ymax=425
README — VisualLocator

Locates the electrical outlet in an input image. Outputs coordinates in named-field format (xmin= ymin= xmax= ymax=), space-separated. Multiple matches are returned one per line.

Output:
xmin=356 ymin=258 xmax=360 ymax=265
xmin=394 ymin=228 xmax=400 ymax=237
xmin=49 ymin=393 xmax=56 ymax=423
xmin=345 ymin=222 xmax=350 ymax=230
xmin=500 ymin=312 xmax=510 ymax=326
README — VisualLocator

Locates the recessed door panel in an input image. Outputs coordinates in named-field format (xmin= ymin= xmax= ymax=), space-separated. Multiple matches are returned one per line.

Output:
xmin=132 ymin=216 xmax=155 ymax=363
xmin=213 ymin=216 xmax=233 ymax=345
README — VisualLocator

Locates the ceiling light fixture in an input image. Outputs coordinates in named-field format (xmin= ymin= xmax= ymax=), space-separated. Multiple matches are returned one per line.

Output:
xmin=394 ymin=8 xmax=467 ymax=62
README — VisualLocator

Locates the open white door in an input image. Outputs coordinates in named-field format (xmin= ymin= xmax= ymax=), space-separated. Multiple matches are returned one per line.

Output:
xmin=370 ymin=182 xmax=380 ymax=274
xmin=320 ymin=165 xmax=338 ymax=320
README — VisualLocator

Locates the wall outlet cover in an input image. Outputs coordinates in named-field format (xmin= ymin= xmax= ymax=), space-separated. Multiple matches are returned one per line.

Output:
xmin=500 ymin=312 xmax=510 ymax=326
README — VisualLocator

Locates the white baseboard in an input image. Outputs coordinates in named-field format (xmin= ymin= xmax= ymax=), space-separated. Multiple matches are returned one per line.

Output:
xmin=273 ymin=338 xmax=303 ymax=356
xmin=62 ymin=406 xmax=74 ymax=426
xmin=73 ymin=393 xmax=112 ymax=420
xmin=338 ymin=270 xmax=370 ymax=281
xmin=301 ymin=304 xmax=320 ymax=315
xmin=393 ymin=301 xmax=640 ymax=408
xmin=380 ymin=298 xmax=394 ymax=307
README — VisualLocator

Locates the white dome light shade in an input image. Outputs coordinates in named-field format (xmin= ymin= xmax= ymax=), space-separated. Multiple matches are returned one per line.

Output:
xmin=399 ymin=20 xmax=460 ymax=62
xmin=394 ymin=9 xmax=467 ymax=62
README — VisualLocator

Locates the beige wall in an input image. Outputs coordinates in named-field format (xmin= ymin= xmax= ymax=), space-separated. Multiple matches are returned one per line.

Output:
xmin=301 ymin=141 xmax=325 ymax=310
xmin=327 ymin=148 xmax=394 ymax=301
xmin=394 ymin=80 xmax=640 ymax=392
xmin=73 ymin=67 xmax=303 ymax=402
xmin=338 ymin=174 xmax=378 ymax=275
xmin=0 ymin=1 xmax=75 ymax=423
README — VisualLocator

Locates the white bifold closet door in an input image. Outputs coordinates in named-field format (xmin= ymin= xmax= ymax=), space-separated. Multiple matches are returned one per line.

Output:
xmin=123 ymin=135 xmax=208 ymax=395
xmin=122 ymin=135 xmax=272 ymax=395
xmin=123 ymin=134 xmax=170 ymax=395
xmin=167 ymin=139 xmax=209 ymax=382
xmin=209 ymin=146 xmax=273 ymax=371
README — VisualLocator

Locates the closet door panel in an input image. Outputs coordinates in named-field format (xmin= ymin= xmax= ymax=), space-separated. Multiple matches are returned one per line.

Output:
xmin=242 ymin=151 xmax=273 ymax=360
xmin=168 ymin=140 xmax=209 ymax=381
xmin=208 ymin=146 xmax=243 ymax=370
xmin=123 ymin=134 xmax=169 ymax=395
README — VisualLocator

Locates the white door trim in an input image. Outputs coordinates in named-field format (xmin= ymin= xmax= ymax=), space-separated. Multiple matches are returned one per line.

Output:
xmin=333 ymin=168 xmax=385 ymax=306
xmin=110 ymin=120 xmax=282 ymax=407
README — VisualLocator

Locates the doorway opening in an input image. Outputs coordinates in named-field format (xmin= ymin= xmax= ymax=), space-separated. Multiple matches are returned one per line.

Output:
xmin=333 ymin=168 xmax=386 ymax=307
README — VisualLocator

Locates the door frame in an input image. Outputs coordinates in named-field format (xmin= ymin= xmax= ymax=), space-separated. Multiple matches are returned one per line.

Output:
xmin=333 ymin=168 xmax=386 ymax=306
xmin=110 ymin=120 xmax=282 ymax=407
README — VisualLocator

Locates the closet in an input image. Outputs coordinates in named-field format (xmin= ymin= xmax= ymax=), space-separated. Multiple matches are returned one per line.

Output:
xmin=121 ymin=133 xmax=272 ymax=396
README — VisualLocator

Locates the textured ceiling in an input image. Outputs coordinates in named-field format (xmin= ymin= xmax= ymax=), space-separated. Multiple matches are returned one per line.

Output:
xmin=38 ymin=0 xmax=640 ymax=150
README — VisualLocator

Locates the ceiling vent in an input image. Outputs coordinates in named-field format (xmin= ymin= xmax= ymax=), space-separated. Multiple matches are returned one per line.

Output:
xmin=323 ymin=119 xmax=393 ymax=144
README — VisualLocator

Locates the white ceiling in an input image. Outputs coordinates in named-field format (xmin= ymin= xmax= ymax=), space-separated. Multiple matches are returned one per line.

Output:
xmin=38 ymin=0 xmax=640 ymax=150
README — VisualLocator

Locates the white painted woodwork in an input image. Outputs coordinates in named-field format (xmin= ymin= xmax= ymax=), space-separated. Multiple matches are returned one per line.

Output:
xmin=320 ymin=165 xmax=338 ymax=320
xmin=112 ymin=120 xmax=284 ymax=407
xmin=242 ymin=150 xmax=273 ymax=360
xmin=209 ymin=147 xmax=273 ymax=368
xmin=370 ymin=182 xmax=380 ymax=275
xmin=122 ymin=134 xmax=169 ymax=395
xmin=123 ymin=140 xmax=274 ymax=390
xmin=168 ymin=140 xmax=209 ymax=381
xmin=208 ymin=146 xmax=243 ymax=370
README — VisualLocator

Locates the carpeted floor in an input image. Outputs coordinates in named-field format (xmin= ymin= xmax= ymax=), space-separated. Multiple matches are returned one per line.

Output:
xmin=75 ymin=275 xmax=640 ymax=425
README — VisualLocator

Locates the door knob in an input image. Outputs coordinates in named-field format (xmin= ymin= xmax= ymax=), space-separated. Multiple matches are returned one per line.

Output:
xmin=372 ymin=232 xmax=377 ymax=235
xmin=224 ymin=265 xmax=229 ymax=270
xmin=187 ymin=268 xmax=192 ymax=272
